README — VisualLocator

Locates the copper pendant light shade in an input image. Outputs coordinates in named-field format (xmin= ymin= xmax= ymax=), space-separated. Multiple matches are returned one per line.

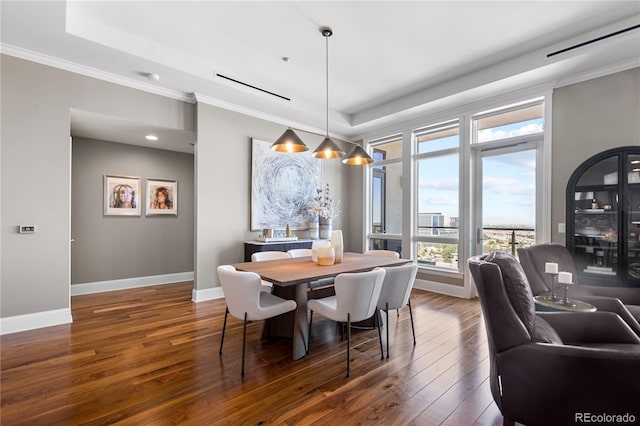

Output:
xmin=342 ymin=145 xmax=374 ymax=165
xmin=312 ymin=136 xmax=346 ymax=159
xmin=271 ymin=127 xmax=309 ymax=153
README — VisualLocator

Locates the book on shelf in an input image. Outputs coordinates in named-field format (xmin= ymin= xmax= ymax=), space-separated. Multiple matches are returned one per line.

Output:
xmin=584 ymin=265 xmax=616 ymax=276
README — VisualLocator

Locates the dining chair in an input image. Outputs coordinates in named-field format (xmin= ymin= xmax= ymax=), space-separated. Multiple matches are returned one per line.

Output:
xmin=286 ymin=248 xmax=312 ymax=258
xmin=378 ymin=263 xmax=418 ymax=358
xmin=217 ymin=265 xmax=297 ymax=376
xmin=251 ymin=251 xmax=291 ymax=291
xmin=288 ymin=248 xmax=335 ymax=292
xmin=365 ymin=249 xmax=402 ymax=317
xmin=365 ymin=249 xmax=400 ymax=259
xmin=307 ymin=268 xmax=386 ymax=377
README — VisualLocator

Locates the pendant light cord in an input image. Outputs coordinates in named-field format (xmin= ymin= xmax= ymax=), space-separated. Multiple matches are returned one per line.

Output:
xmin=325 ymin=33 xmax=329 ymax=137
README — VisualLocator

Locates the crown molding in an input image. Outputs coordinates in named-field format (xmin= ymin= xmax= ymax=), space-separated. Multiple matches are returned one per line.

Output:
xmin=1 ymin=43 xmax=196 ymax=104
xmin=553 ymin=57 xmax=640 ymax=89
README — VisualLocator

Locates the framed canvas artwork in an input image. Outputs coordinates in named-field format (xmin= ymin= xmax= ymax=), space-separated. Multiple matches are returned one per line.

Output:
xmin=251 ymin=138 xmax=321 ymax=231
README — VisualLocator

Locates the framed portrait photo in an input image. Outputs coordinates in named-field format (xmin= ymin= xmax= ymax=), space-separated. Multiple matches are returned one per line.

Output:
xmin=104 ymin=175 xmax=142 ymax=216
xmin=146 ymin=179 xmax=177 ymax=216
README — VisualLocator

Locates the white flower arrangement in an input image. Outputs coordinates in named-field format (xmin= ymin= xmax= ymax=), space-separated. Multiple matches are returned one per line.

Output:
xmin=308 ymin=183 xmax=341 ymax=220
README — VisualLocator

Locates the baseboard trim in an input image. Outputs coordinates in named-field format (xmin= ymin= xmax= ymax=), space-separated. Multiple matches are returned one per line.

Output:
xmin=413 ymin=278 xmax=468 ymax=298
xmin=192 ymin=286 xmax=225 ymax=302
xmin=1 ymin=308 xmax=73 ymax=335
xmin=71 ymin=272 xmax=194 ymax=296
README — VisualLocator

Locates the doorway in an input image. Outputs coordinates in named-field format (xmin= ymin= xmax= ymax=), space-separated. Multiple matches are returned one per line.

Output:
xmin=473 ymin=142 xmax=539 ymax=257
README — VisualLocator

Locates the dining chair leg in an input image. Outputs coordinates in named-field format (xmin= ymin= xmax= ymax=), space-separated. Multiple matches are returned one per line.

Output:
xmin=408 ymin=298 xmax=416 ymax=346
xmin=385 ymin=302 xmax=390 ymax=359
xmin=219 ymin=306 xmax=229 ymax=355
xmin=375 ymin=310 xmax=384 ymax=360
xmin=397 ymin=309 xmax=400 ymax=317
xmin=241 ymin=312 xmax=248 ymax=376
xmin=307 ymin=310 xmax=314 ymax=354
xmin=346 ymin=313 xmax=351 ymax=378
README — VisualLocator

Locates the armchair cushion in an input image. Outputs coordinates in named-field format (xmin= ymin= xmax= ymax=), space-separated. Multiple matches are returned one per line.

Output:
xmin=532 ymin=317 xmax=562 ymax=344
xmin=485 ymin=251 xmax=536 ymax=335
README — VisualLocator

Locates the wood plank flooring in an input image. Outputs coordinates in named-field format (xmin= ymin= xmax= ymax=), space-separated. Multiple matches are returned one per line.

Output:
xmin=1 ymin=282 xmax=503 ymax=425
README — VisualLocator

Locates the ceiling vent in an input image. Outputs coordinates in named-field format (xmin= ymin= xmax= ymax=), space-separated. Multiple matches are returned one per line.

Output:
xmin=216 ymin=73 xmax=290 ymax=101
xmin=547 ymin=24 xmax=639 ymax=58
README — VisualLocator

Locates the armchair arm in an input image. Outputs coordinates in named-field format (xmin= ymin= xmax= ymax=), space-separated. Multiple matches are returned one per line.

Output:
xmin=537 ymin=311 xmax=640 ymax=344
xmin=572 ymin=285 xmax=640 ymax=305
xmin=573 ymin=295 xmax=640 ymax=336
xmin=497 ymin=342 xmax=640 ymax=425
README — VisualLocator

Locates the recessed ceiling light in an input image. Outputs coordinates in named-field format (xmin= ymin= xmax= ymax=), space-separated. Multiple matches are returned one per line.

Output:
xmin=145 ymin=135 xmax=158 ymax=141
xmin=146 ymin=73 xmax=160 ymax=81
xmin=282 ymin=57 xmax=290 ymax=62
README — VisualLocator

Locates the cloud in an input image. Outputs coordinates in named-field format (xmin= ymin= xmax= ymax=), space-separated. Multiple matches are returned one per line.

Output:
xmin=418 ymin=178 xmax=459 ymax=190
xmin=420 ymin=193 xmax=458 ymax=206
xmin=478 ymin=123 xmax=543 ymax=143
xmin=483 ymin=176 xmax=534 ymax=196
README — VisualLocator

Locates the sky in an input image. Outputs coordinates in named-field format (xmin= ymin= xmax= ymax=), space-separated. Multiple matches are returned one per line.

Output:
xmin=418 ymin=119 xmax=541 ymax=227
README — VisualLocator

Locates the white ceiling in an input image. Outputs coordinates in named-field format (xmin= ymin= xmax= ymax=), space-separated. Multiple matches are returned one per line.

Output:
xmin=2 ymin=1 xmax=639 ymax=153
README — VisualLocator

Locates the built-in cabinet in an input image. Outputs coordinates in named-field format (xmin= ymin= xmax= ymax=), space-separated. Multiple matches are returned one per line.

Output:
xmin=566 ymin=146 xmax=640 ymax=287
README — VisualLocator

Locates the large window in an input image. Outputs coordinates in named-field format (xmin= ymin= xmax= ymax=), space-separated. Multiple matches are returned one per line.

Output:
xmin=471 ymin=99 xmax=544 ymax=257
xmin=415 ymin=121 xmax=460 ymax=271
xmin=363 ymin=95 xmax=548 ymax=289
xmin=369 ymin=136 xmax=403 ymax=255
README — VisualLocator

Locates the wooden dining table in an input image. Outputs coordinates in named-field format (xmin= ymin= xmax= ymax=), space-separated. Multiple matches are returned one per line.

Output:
xmin=232 ymin=252 xmax=410 ymax=360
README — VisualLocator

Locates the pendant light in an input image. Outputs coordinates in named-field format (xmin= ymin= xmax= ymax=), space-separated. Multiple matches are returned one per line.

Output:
xmin=271 ymin=127 xmax=309 ymax=153
xmin=312 ymin=27 xmax=346 ymax=159
xmin=342 ymin=144 xmax=374 ymax=165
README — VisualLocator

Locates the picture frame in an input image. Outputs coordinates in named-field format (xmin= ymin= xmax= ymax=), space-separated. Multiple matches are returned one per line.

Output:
xmin=146 ymin=178 xmax=178 ymax=216
xmin=251 ymin=138 xmax=322 ymax=231
xmin=104 ymin=175 xmax=142 ymax=216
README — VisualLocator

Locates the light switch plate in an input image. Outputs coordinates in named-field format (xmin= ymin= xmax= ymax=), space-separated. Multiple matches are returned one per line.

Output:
xmin=19 ymin=225 xmax=36 ymax=234
xmin=558 ymin=223 xmax=566 ymax=234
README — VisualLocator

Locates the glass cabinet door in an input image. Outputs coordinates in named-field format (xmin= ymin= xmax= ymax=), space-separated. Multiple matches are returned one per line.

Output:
xmin=573 ymin=155 xmax=619 ymax=280
xmin=626 ymin=153 xmax=640 ymax=281
xmin=567 ymin=146 xmax=640 ymax=287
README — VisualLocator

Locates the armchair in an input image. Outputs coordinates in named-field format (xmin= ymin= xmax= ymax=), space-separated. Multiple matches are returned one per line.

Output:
xmin=469 ymin=252 xmax=640 ymax=426
xmin=518 ymin=243 xmax=640 ymax=335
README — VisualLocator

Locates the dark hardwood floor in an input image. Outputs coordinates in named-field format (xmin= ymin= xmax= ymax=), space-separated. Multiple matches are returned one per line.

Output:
xmin=1 ymin=282 xmax=502 ymax=425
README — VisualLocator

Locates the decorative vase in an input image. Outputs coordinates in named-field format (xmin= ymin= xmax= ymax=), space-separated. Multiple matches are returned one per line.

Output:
xmin=319 ymin=217 xmax=333 ymax=239
xmin=317 ymin=247 xmax=335 ymax=266
xmin=311 ymin=240 xmax=331 ymax=263
xmin=308 ymin=215 xmax=319 ymax=240
xmin=331 ymin=230 xmax=343 ymax=264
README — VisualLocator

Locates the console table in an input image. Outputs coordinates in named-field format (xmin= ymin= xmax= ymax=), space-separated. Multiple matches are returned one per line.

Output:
xmin=244 ymin=239 xmax=315 ymax=262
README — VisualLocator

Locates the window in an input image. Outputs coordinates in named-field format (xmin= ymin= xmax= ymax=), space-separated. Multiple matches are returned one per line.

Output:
xmin=473 ymin=100 xmax=544 ymax=144
xmin=414 ymin=121 xmax=460 ymax=271
xmin=369 ymin=136 xmax=403 ymax=255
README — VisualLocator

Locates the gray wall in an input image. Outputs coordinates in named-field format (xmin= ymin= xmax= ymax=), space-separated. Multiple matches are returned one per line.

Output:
xmin=1 ymin=55 xmax=195 ymax=318
xmin=71 ymin=138 xmax=194 ymax=284
xmin=551 ymin=68 xmax=640 ymax=243
xmin=194 ymin=103 xmax=354 ymax=291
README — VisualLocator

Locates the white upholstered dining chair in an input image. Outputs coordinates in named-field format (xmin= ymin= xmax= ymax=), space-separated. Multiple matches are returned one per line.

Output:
xmin=217 ymin=265 xmax=297 ymax=376
xmin=307 ymin=268 xmax=386 ymax=377
xmin=378 ymin=263 xmax=418 ymax=358
xmin=251 ymin=251 xmax=291 ymax=291
xmin=365 ymin=249 xmax=400 ymax=259
xmin=286 ymin=248 xmax=312 ymax=258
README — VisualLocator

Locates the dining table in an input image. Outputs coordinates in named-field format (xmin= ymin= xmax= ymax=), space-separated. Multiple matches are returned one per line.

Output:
xmin=232 ymin=252 xmax=411 ymax=360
